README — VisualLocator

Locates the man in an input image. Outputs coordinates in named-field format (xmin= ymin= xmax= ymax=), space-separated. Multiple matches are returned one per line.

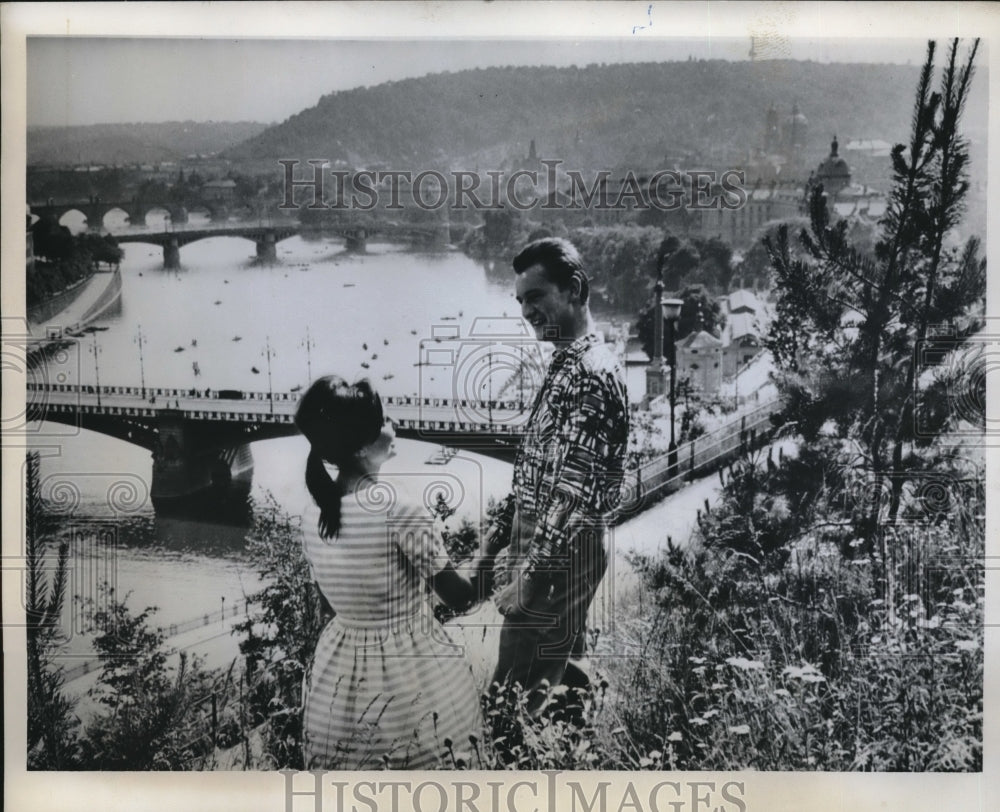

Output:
xmin=487 ymin=237 xmax=629 ymax=716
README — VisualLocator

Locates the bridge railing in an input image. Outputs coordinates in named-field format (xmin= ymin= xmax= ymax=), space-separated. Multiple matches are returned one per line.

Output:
xmin=27 ymin=381 xmax=300 ymax=403
xmin=28 ymin=382 xmax=533 ymax=431
xmin=382 ymin=394 xmax=531 ymax=412
xmin=29 ymin=381 xmax=533 ymax=415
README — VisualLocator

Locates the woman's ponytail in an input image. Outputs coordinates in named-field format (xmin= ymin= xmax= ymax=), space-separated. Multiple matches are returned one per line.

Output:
xmin=296 ymin=374 xmax=384 ymax=540
xmin=305 ymin=447 xmax=343 ymax=539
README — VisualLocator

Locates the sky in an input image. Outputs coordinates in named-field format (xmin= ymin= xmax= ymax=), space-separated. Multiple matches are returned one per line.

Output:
xmin=27 ymin=36 xmax=937 ymax=127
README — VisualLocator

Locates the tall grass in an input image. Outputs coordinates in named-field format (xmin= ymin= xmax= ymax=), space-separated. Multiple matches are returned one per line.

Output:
xmin=606 ymin=441 xmax=983 ymax=771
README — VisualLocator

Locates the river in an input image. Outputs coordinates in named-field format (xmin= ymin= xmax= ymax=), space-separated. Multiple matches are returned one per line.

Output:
xmin=28 ymin=211 xmax=557 ymax=661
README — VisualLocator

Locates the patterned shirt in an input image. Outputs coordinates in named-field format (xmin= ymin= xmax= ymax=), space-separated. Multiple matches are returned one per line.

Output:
xmin=509 ymin=331 xmax=629 ymax=573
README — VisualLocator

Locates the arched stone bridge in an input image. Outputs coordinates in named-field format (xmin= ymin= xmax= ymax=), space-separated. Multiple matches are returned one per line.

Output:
xmin=115 ymin=224 xmax=302 ymax=267
xmin=29 ymin=198 xmax=244 ymax=231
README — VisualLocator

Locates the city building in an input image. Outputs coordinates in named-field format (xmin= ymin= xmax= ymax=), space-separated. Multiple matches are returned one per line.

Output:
xmin=201 ymin=178 xmax=237 ymax=203
xmin=806 ymin=135 xmax=852 ymax=208
xmin=720 ymin=288 xmax=766 ymax=378
xmin=677 ymin=329 xmax=723 ymax=394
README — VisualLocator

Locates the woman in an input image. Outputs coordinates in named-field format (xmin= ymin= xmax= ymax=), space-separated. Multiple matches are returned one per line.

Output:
xmin=294 ymin=375 xmax=498 ymax=769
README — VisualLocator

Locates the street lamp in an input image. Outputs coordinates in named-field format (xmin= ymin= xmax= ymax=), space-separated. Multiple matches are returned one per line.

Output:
xmin=262 ymin=336 xmax=275 ymax=415
xmin=89 ymin=336 xmax=103 ymax=408
xmin=134 ymin=324 xmax=146 ymax=399
xmin=661 ymin=297 xmax=683 ymax=477
xmin=300 ymin=327 xmax=315 ymax=383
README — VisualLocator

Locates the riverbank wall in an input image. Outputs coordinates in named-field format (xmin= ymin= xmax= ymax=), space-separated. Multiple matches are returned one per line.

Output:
xmin=26 ymin=269 xmax=96 ymax=325
xmin=27 ymin=268 xmax=123 ymax=356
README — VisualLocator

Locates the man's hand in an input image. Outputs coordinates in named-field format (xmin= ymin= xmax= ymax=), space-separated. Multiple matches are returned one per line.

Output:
xmin=480 ymin=522 xmax=510 ymax=558
xmin=494 ymin=569 xmax=538 ymax=617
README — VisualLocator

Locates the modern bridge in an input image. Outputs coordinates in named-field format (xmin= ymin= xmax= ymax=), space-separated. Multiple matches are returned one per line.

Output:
xmin=27 ymin=381 xmax=529 ymax=510
xmin=28 ymin=380 xmax=783 ymax=518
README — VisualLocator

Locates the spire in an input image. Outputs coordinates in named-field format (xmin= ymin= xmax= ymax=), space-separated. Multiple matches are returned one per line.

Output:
xmin=831 ymin=135 xmax=839 ymax=157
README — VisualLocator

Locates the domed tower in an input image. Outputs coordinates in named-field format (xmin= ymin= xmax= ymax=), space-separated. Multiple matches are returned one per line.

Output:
xmin=815 ymin=135 xmax=851 ymax=200
xmin=785 ymin=102 xmax=809 ymax=152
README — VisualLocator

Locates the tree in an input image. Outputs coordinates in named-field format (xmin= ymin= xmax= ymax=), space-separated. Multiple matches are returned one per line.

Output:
xmin=764 ymin=38 xmax=984 ymax=540
xmin=25 ymin=452 xmax=79 ymax=769
xmin=483 ymin=206 xmax=518 ymax=253
xmin=636 ymin=283 xmax=725 ymax=360
xmin=234 ymin=495 xmax=329 ymax=769
xmin=694 ymin=236 xmax=735 ymax=291
xmin=661 ymin=242 xmax=700 ymax=290
xmin=77 ymin=233 xmax=124 ymax=268
xmin=569 ymin=224 xmax=662 ymax=312
xmin=78 ymin=586 xmax=218 ymax=769
xmin=30 ymin=218 xmax=75 ymax=261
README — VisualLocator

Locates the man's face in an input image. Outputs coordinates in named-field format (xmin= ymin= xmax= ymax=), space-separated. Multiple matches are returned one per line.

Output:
xmin=515 ymin=263 xmax=576 ymax=343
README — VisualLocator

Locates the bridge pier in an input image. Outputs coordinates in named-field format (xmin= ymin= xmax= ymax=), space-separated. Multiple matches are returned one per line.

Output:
xmin=345 ymin=228 xmax=367 ymax=253
xmin=151 ymin=414 xmax=254 ymax=513
xmin=164 ymin=238 xmax=181 ymax=269
xmin=430 ymin=220 xmax=450 ymax=250
xmin=84 ymin=206 xmax=105 ymax=232
xmin=256 ymin=233 xmax=278 ymax=264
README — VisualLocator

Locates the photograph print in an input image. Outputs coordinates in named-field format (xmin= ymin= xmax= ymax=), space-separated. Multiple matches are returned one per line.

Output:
xmin=8 ymin=5 xmax=990 ymax=788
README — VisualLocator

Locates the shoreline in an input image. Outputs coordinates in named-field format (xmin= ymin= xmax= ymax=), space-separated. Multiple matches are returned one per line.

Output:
xmin=27 ymin=266 xmax=123 ymax=353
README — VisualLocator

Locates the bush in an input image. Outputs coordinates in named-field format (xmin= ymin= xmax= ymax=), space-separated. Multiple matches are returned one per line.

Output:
xmin=234 ymin=494 xmax=330 ymax=769
xmin=76 ymin=585 xmax=223 ymax=770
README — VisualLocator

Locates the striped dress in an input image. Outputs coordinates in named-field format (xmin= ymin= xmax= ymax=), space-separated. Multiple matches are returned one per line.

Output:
xmin=300 ymin=484 xmax=481 ymax=770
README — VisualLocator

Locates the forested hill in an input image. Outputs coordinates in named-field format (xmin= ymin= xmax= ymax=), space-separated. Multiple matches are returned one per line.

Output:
xmin=221 ymin=59 xmax=987 ymax=170
xmin=28 ymin=120 xmax=270 ymax=166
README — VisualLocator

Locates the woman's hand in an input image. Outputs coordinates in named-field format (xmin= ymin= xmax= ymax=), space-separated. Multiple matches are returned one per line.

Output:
xmin=494 ymin=569 xmax=538 ymax=617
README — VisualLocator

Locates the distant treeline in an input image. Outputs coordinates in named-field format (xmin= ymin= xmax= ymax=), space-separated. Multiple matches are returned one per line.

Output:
xmin=28 ymin=120 xmax=269 ymax=167
xmin=222 ymin=60 xmax=953 ymax=171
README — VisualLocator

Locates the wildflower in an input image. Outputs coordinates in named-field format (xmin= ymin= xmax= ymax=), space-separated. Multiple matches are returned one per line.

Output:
xmin=667 ymin=732 xmax=682 ymax=742
xmin=782 ymin=664 xmax=826 ymax=684
xmin=955 ymin=640 xmax=979 ymax=652
xmin=728 ymin=725 xmax=751 ymax=735
xmin=726 ymin=656 xmax=765 ymax=671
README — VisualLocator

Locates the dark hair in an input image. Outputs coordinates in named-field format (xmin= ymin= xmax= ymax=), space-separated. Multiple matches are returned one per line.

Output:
xmin=294 ymin=376 xmax=384 ymax=539
xmin=512 ymin=237 xmax=590 ymax=304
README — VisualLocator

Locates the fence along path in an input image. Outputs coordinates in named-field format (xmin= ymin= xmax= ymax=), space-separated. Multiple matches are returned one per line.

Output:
xmin=62 ymin=597 xmax=250 ymax=685
xmin=619 ymin=396 xmax=781 ymax=517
